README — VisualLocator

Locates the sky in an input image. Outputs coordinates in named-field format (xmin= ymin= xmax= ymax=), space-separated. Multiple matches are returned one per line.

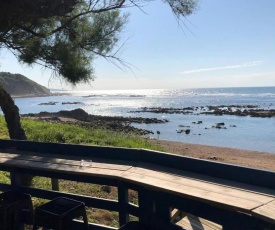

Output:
xmin=0 ymin=0 xmax=275 ymax=90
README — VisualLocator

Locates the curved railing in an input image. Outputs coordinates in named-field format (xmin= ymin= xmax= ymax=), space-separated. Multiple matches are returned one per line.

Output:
xmin=0 ymin=139 xmax=275 ymax=230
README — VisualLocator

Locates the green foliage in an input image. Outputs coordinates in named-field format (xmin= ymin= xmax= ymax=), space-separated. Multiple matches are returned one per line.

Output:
xmin=0 ymin=171 xmax=10 ymax=184
xmin=0 ymin=0 xmax=197 ymax=85
xmin=0 ymin=0 xmax=128 ymax=85
xmin=0 ymin=117 xmax=9 ymax=138
xmin=165 ymin=0 xmax=198 ymax=18
xmin=0 ymin=116 xmax=162 ymax=150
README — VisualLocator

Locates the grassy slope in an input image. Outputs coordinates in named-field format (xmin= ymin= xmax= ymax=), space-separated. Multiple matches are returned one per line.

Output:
xmin=0 ymin=116 xmax=162 ymax=227
xmin=0 ymin=117 xmax=161 ymax=150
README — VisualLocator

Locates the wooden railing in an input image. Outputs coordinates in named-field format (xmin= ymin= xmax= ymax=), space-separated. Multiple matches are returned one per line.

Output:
xmin=0 ymin=139 xmax=275 ymax=230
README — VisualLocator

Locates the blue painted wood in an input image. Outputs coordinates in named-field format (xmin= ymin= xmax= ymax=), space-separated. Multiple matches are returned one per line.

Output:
xmin=19 ymin=187 xmax=119 ymax=211
xmin=71 ymin=221 xmax=117 ymax=230
xmin=0 ymin=183 xmax=11 ymax=191
xmin=140 ymin=149 xmax=275 ymax=190
xmin=152 ymin=190 xmax=269 ymax=230
xmin=51 ymin=178 xmax=59 ymax=191
xmin=0 ymin=139 xmax=16 ymax=148
xmin=154 ymin=200 xmax=171 ymax=226
xmin=10 ymin=168 xmax=22 ymax=189
xmin=1 ymin=139 xmax=275 ymax=190
xmin=138 ymin=188 xmax=154 ymax=225
xmin=2 ymin=138 xmax=275 ymax=189
xmin=1 ymin=139 xmax=275 ymax=229
xmin=0 ymin=166 xmax=119 ymax=187
xmin=118 ymin=182 xmax=129 ymax=226
xmin=0 ymin=139 xmax=141 ymax=161
xmin=127 ymin=204 xmax=139 ymax=218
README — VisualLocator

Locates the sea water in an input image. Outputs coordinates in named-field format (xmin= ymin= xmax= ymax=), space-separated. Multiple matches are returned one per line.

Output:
xmin=2 ymin=87 xmax=275 ymax=153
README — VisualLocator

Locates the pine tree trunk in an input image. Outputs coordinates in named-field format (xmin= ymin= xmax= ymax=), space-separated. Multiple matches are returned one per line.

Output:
xmin=0 ymin=86 xmax=33 ymax=186
xmin=0 ymin=86 xmax=27 ymax=140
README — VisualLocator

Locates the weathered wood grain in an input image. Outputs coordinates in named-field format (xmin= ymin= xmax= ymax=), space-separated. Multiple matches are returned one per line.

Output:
xmin=252 ymin=200 xmax=275 ymax=224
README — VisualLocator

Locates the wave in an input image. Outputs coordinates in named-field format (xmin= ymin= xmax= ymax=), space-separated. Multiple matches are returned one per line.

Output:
xmin=82 ymin=94 xmax=146 ymax=98
xmin=187 ymin=93 xmax=275 ymax=97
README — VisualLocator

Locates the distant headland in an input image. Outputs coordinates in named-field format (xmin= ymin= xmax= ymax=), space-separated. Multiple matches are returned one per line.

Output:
xmin=0 ymin=72 xmax=51 ymax=98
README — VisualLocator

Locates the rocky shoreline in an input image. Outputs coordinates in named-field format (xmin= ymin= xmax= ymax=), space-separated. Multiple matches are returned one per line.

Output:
xmin=130 ymin=104 xmax=275 ymax=118
xmin=22 ymin=103 xmax=275 ymax=138
xmin=22 ymin=108 xmax=168 ymax=135
xmin=20 ymin=108 xmax=275 ymax=166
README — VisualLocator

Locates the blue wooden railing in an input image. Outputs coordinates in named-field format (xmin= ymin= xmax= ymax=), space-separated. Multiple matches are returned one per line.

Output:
xmin=0 ymin=139 xmax=275 ymax=230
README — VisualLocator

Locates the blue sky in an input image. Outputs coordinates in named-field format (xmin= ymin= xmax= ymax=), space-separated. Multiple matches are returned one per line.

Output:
xmin=0 ymin=0 xmax=275 ymax=90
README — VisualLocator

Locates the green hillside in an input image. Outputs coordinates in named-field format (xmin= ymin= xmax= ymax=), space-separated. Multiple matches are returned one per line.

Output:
xmin=0 ymin=72 xmax=51 ymax=96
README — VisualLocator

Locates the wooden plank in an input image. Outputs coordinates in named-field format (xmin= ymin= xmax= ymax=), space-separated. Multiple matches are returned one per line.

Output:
xmin=0 ymin=157 xmax=126 ymax=179
xmin=183 ymin=213 xmax=222 ymax=230
xmin=127 ymin=166 xmax=273 ymax=205
xmin=2 ymin=139 xmax=275 ymax=190
xmin=0 ymin=152 xmax=133 ymax=171
xmin=176 ymin=218 xmax=194 ymax=230
xmin=51 ymin=178 xmax=59 ymax=191
xmin=140 ymin=149 xmax=275 ymax=191
xmin=171 ymin=209 xmax=186 ymax=223
xmin=0 ymin=140 xmax=142 ymax=162
xmin=2 ymin=151 xmax=275 ymax=225
xmin=136 ymin=163 xmax=275 ymax=197
xmin=1 ymin=152 xmax=274 ymax=209
xmin=172 ymin=209 xmax=222 ymax=230
xmin=121 ymin=170 xmax=272 ymax=212
xmin=252 ymin=200 xmax=275 ymax=224
xmin=176 ymin=214 xmax=222 ymax=230
xmin=138 ymin=188 xmax=155 ymax=225
xmin=118 ymin=182 xmax=129 ymax=226
xmin=128 ymin=166 xmax=274 ymax=203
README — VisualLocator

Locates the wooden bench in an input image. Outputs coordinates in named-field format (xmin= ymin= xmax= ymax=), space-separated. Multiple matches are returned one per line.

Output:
xmin=120 ymin=163 xmax=275 ymax=227
xmin=0 ymin=148 xmax=275 ymax=229
xmin=122 ymin=163 xmax=275 ymax=212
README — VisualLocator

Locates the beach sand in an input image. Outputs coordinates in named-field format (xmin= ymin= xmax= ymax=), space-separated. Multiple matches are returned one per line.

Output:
xmin=150 ymin=139 xmax=275 ymax=171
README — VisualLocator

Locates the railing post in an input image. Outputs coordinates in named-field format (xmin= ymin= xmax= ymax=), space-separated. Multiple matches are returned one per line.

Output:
xmin=222 ymin=213 xmax=268 ymax=230
xmin=51 ymin=178 xmax=59 ymax=191
xmin=10 ymin=168 xmax=22 ymax=189
xmin=10 ymin=169 xmax=25 ymax=230
xmin=154 ymin=199 xmax=171 ymax=224
xmin=138 ymin=188 xmax=154 ymax=225
xmin=139 ymin=190 xmax=171 ymax=229
xmin=118 ymin=182 xmax=129 ymax=227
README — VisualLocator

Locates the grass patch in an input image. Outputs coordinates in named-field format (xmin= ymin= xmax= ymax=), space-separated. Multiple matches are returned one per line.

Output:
xmin=0 ymin=117 xmax=9 ymax=139
xmin=0 ymin=116 xmax=162 ymax=150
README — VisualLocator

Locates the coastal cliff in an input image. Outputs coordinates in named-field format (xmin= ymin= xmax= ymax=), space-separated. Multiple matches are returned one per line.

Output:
xmin=0 ymin=72 xmax=51 ymax=97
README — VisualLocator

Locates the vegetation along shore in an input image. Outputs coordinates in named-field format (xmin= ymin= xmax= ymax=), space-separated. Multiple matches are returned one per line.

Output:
xmin=19 ymin=108 xmax=275 ymax=171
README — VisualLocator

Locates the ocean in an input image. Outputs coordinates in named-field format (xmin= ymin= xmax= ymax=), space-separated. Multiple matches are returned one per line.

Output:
xmin=3 ymin=87 xmax=275 ymax=153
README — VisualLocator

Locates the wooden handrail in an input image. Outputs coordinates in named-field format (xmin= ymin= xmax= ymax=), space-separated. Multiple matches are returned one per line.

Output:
xmin=1 ymin=139 xmax=275 ymax=189
xmin=0 ymin=139 xmax=274 ymax=230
